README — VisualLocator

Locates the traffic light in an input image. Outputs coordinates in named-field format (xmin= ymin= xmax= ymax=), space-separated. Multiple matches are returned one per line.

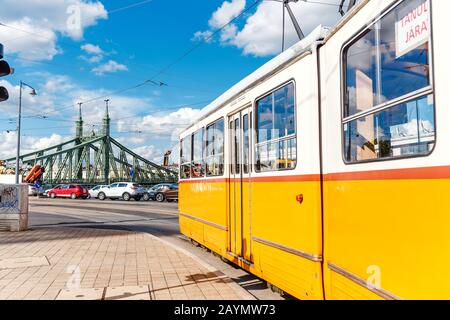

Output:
xmin=0 ymin=43 xmax=14 ymax=102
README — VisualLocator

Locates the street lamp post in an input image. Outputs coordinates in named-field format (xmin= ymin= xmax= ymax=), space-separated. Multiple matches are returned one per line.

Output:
xmin=15 ymin=81 xmax=37 ymax=184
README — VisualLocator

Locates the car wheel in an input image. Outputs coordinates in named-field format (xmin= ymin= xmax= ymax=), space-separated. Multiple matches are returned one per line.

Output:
xmin=50 ymin=193 xmax=56 ymax=199
xmin=167 ymin=199 xmax=173 ymax=203
xmin=123 ymin=193 xmax=131 ymax=201
xmin=142 ymin=193 xmax=150 ymax=201
xmin=98 ymin=192 xmax=106 ymax=201
xmin=71 ymin=193 xmax=77 ymax=200
xmin=155 ymin=193 xmax=165 ymax=202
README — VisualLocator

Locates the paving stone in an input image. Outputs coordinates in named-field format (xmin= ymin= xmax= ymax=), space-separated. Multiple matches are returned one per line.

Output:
xmin=105 ymin=285 xmax=151 ymax=300
xmin=0 ymin=228 xmax=252 ymax=301
xmin=56 ymin=288 xmax=105 ymax=300
xmin=0 ymin=256 xmax=49 ymax=270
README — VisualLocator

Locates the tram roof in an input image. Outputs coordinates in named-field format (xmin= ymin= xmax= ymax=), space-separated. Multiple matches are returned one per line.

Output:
xmin=183 ymin=25 xmax=330 ymax=133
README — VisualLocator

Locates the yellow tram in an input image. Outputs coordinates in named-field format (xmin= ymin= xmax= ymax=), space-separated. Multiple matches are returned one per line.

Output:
xmin=179 ymin=0 xmax=448 ymax=300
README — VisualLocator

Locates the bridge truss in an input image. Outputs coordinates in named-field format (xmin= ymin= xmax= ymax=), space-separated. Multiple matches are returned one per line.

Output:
xmin=3 ymin=102 xmax=178 ymax=186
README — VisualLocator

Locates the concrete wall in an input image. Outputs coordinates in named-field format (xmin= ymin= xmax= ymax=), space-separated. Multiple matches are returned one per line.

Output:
xmin=0 ymin=184 xmax=28 ymax=232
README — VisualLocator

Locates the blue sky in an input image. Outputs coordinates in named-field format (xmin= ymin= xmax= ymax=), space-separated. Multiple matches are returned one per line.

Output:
xmin=0 ymin=0 xmax=342 ymax=163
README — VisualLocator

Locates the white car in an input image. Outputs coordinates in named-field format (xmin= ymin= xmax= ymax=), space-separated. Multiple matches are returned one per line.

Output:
xmin=28 ymin=184 xmax=43 ymax=196
xmin=97 ymin=182 xmax=146 ymax=201
xmin=88 ymin=185 xmax=107 ymax=199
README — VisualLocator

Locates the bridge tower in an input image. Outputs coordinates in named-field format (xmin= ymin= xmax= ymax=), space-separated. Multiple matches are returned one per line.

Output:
xmin=103 ymin=99 xmax=111 ymax=184
xmin=75 ymin=102 xmax=84 ymax=180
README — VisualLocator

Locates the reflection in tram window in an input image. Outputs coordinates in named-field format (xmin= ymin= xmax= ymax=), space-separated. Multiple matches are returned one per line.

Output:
xmin=344 ymin=95 xmax=435 ymax=162
xmin=192 ymin=128 xmax=205 ymax=178
xmin=206 ymin=119 xmax=225 ymax=176
xmin=256 ymin=82 xmax=296 ymax=172
xmin=180 ymin=136 xmax=192 ymax=179
xmin=344 ymin=0 xmax=431 ymax=117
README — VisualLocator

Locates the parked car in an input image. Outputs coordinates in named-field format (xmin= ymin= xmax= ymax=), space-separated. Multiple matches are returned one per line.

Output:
xmin=28 ymin=184 xmax=43 ymax=196
xmin=47 ymin=184 xmax=89 ymax=199
xmin=145 ymin=184 xmax=173 ymax=201
xmin=97 ymin=183 xmax=146 ymax=201
xmin=149 ymin=183 xmax=178 ymax=202
xmin=88 ymin=185 xmax=107 ymax=199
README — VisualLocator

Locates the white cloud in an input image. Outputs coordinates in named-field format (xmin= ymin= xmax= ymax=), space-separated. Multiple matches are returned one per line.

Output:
xmin=0 ymin=79 xmax=56 ymax=117
xmin=81 ymin=43 xmax=103 ymax=55
xmin=80 ymin=43 xmax=105 ymax=63
xmin=231 ymin=1 xmax=341 ymax=56
xmin=209 ymin=0 xmax=246 ymax=29
xmin=92 ymin=60 xmax=128 ymax=75
xmin=0 ymin=0 xmax=107 ymax=61
xmin=42 ymin=75 xmax=75 ymax=94
xmin=0 ymin=132 xmax=66 ymax=160
xmin=197 ymin=0 xmax=342 ymax=57
xmin=132 ymin=145 xmax=161 ymax=162
xmin=117 ymin=107 xmax=201 ymax=141
xmin=192 ymin=30 xmax=214 ymax=43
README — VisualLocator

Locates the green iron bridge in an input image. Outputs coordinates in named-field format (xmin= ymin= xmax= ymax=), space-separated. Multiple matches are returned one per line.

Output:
xmin=3 ymin=103 xmax=178 ymax=186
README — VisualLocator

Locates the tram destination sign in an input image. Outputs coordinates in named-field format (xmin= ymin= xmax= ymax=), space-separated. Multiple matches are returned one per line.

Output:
xmin=395 ymin=0 xmax=430 ymax=58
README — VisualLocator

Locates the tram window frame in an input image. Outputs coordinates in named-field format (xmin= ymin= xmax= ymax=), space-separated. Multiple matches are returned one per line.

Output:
xmin=180 ymin=135 xmax=192 ymax=180
xmin=254 ymin=80 xmax=297 ymax=173
xmin=191 ymin=128 xmax=205 ymax=179
xmin=205 ymin=117 xmax=225 ymax=177
xmin=341 ymin=0 xmax=436 ymax=165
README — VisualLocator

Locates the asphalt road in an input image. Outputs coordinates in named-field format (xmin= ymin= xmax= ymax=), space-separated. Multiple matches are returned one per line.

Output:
xmin=29 ymin=197 xmax=286 ymax=300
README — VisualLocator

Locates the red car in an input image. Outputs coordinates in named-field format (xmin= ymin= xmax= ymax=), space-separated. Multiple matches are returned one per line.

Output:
xmin=47 ymin=184 xmax=89 ymax=199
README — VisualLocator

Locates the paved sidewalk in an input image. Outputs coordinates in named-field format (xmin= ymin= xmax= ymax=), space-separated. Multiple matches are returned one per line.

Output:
xmin=0 ymin=228 xmax=255 ymax=300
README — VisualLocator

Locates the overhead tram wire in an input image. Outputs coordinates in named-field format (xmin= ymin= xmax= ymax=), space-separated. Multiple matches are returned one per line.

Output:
xmin=147 ymin=0 xmax=264 ymax=82
xmin=3 ymin=0 xmax=293 ymax=127
xmin=1 ymin=1 xmax=264 ymax=122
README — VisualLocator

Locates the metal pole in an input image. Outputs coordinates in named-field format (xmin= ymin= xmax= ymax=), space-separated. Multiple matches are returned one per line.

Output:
xmin=15 ymin=81 xmax=23 ymax=184
xmin=284 ymin=0 xmax=304 ymax=40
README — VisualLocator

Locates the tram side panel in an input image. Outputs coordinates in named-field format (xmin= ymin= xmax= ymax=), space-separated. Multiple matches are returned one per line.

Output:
xmin=320 ymin=0 xmax=450 ymax=300
xmin=179 ymin=179 xmax=229 ymax=256
xmin=249 ymin=54 xmax=324 ymax=300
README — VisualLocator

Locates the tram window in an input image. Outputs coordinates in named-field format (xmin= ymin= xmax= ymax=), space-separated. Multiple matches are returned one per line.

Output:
xmin=344 ymin=94 xmax=435 ymax=162
xmin=344 ymin=0 xmax=431 ymax=117
xmin=255 ymin=82 xmax=297 ymax=172
xmin=180 ymin=136 xmax=192 ymax=179
xmin=243 ymin=114 xmax=250 ymax=174
xmin=206 ymin=118 xmax=225 ymax=177
xmin=234 ymin=118 xmax=240 ymax=174
xmin=191 ymin=128 xmax=205 ymax=178
xmin=343 ymin=0 xmax=435 ymax=163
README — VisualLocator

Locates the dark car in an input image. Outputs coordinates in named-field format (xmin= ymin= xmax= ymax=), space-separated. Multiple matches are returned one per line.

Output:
xmin=47 ymin=184 xmax=89 ymax=199
xmin=147 ymin=183 xmax=178 ymax=202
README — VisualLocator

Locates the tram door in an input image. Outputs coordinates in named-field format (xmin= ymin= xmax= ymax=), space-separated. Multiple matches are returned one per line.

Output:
xmin=228 ymin=107 xmax=252 ymax=263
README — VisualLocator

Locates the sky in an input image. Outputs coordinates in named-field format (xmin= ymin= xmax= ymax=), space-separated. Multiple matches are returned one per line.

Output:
xmin=0 ymin=0 xmax=345 ymax=164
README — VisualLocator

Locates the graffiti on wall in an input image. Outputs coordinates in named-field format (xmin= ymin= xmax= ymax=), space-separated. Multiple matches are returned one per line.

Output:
xmin=0 ymin=185 xmax=20 ymax=213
